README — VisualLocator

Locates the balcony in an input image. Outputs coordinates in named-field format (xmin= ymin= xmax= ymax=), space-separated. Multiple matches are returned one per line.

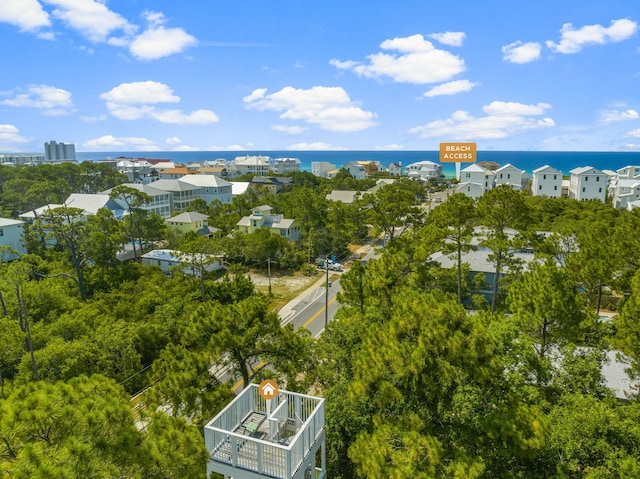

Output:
xmin=204 ymin=384 xmax=326 ymax=479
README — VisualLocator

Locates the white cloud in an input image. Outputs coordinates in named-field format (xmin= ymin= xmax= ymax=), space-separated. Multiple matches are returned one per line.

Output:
xmin=429 ymin=31 xmax=466 ymax=47
xmin=601 ymin=109 xmax=639 ymax=123
xmin=82 ymin=135 xmax=160 ymax=151
xmin=100 ymin=81 xmax=219 ymax=124
xmin=1 ymin=84 xmax=74 ymax=115
xmin=409 ymin=101 xmax=555 ymax=140
xmin=286 ymin=142 xmax=340 ymax=150
xmin=483 ymin=101 xmax=551 ymax=116
xmin=129 ymin=11 xmax=197 ymax=60
xmin=43 ymin=0 xmax=136 ymax=43
xmin=172 ymin=144 xmax=198 ymax=151
xmin=626 ymin=129 xmax=640 ymax=138
xmin=100 ymin=81 xmax=180 ymax=104
xmin=625 ymin=143 xmax=640 ymax=150
xmin=330 ymin=33 xmax=465 ymax=84
xmin=0 ymin=0 xmax=50 ymax=31
xmin=165 ymin=136 xmax=183 ymax=145
xmin=502 ymin=41 xmax=542 ymax=63
xmin=423 ymin=79 xmax=478 ymax=97
xmin=0 ymin=124 xmax=31 ymax=149
xmin=546 ymin=18 xmax=638 ymax=54
xmin=244 ymin=86 xmax=377 ymax=132
xmin=272 ymin=124 xmax=307 ymax=135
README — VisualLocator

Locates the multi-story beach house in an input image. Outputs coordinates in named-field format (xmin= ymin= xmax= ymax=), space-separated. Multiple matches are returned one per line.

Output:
xmin=272 ymin=157 xmax=301 ymax=174
xmin=531 ymin=165 xmax=563 ymax=198
xmin=312 ymin=161 xmax=337 ymax=178
xmin=232 ymin=155 xmax=272 ymax=176
xmin=0 ymin=218 xmax=26 ymax=259
xmin=568 ymin=166 xmax=607 ymax=202
xmin=236 ymin=205 xmax=300 ymax=242
xmin=177 ymin=174 xmax=233 ymax=205
xmin=455 ymin=181 xmax=485 ymax=200
xmin=342 ymin=161 xmax=368 ymax=180
xmin=102 ymin=183 xmax=173 ymax=218
xmin=150 ymin=179 xmax=202 ymax=212
xmin=405 ymin=160 xmax=444 ymax=182
xmin=495 ymin=163 xmax=525 ymax=191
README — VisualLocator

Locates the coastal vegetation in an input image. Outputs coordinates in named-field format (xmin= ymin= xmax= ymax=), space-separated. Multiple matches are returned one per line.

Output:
xmin=1 ymin=163 xmax=640 ymax=477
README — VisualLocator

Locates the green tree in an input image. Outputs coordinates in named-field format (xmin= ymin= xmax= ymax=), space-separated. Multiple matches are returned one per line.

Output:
xmin=477 ymin=185 xmax=530 ymax=312
xmin=347 ymin=289 xmax=544 ymax=477
xmin=428 ymin=192 xmax=477 ymax=303
xmin=363 ymin=179 xmax=424 ymax=243
xmin=183 ymin=295 xmax=313 ymax=388
xmin=38 ymin=206 xmax=89 ymax=301
xmin=109 ymin=185 xmax=152 ymax=259
xmin=85 ymin=207 xmax=123 ymax=284
xmin=176 ymin=234 xmax=224 ymax=301
xmin=507 ymin=260 xmax=588 ymax=362
xmin=0 ymin=374 xmax=208 ymax=478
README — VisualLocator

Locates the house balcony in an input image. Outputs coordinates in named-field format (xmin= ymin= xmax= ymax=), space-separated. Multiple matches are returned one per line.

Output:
xmin=204 ymin=384 xmax=326 ymax=479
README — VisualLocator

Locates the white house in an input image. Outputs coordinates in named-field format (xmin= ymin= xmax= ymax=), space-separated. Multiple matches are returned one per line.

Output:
xmin=177 ymin=174 xmax=233 ymax=205
xmin=617 ymin=165 xmax=640 ymax=179
xmin=455 ymin=181 xmax=484 ymax=200
xmin=532 ymin=165 xmax=563 ymax=198
xmin=150 ymin=179 xmax=202 ymax=212
xmin=495 ymin=164 xmax=524 ymax=191
xmin=102 ymin=183 xmax=173 ymax=218
xmin=405 ymin=160 xmax=444 ymax=182
xmin=272 ymin=157 xmax=301 ymax=174
xmin=387 ymin=162 xmax=402 ymax=176
xmin=311 ymin=161 xmax=337 ymax=178
xmin=141 ymin=249 xmax=223 ymax=274
xmin=611 ymin=179 xmax=640 ymax=209
xmin=0 ymin=218 xmax=26 ymax=259
xmin=232 ymin=155 xmax=272 ymax=176
xmin=569 ymin=166 xmax=606 ymax=202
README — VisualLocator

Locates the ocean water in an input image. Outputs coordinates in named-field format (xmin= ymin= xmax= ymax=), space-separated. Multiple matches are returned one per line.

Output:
xmin=76 ymin=150 xmax=640 ymax=178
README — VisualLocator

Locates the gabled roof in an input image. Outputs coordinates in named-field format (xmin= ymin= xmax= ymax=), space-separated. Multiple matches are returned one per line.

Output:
xmin=160 ymin=167 xmax=195 ymax=175
xmin=461 ymin=164 xmax=486 ymax=173
xmin=533 ymin=164 xmax=562 ymax=174
xmin=496 ymin=163 xmax=523 ymax=173
xmin=167 ymin=211 xmax=210 ymax=223
xmin=570 ymin=166 xmax=603 ymax=175
xmin=147 ymin=179 xmax=200 ymax=192
xmin=64 ymin=193 xmax=125 ymax=217
xmin=326 ymin=190 xmax=360 ymax=204
xmin=230 ymin=181 xmax=250 ymax=195
xmin=101 ymin=183 xmax=168 ymax=197
xmin=179 ymin=174 xmax=232 ymax=188
xmin=0 ymin=217 xmax=23 ymax=227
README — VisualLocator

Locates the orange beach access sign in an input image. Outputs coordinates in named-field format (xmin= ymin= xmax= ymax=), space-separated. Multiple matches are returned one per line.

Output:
xmin=439 ymin=142 xmax=477 ymax=162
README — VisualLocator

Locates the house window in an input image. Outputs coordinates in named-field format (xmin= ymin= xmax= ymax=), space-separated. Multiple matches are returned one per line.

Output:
xmin=582 ymin=187 xmax=586 ymax=192
xmin=0 ymin=228 xmax=3 ymax=236
xmin=543 ymin=174 xmax=547 ymax=180
xmin=539 ymin=185 xmax=542 ymax=190
xmin=554 ymin=185 xmax=558 ymax=190
xmin=554 ymin=175 xmax=557 ymax=180
xmin=500 ymin=173 xmax=503 ymax=179
xmin=585 ymin=177 xmax=588 ymax=181
xmin=599 ymin=187 xmax=602 ymax=193
xmin=596 ymin=176 xmax=600 ymax=182
xmin=507 ymin=173 xmax=511 ymax=179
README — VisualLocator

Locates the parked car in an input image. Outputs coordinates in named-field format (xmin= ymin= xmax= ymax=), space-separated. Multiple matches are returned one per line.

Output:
xmin=316 ymin=258 xmax=342 ymax=271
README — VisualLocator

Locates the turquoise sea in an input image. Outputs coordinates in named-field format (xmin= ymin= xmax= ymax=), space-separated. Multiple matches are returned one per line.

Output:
xmin=76 ymin=150 xmax=640 ymax=178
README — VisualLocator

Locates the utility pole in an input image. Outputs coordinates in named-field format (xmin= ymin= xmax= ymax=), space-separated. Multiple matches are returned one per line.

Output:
xmin=267 ymin=256 xmax=272 ymax=296
xmin=325 ymin=254 xmax=329 ymax=326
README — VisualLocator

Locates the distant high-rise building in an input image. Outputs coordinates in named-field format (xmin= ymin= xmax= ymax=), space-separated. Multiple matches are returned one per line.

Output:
xmin=44 ymin=140 xmax=76 ymax=162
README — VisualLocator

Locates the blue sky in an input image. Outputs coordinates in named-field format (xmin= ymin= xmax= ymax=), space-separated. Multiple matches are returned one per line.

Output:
xmin=1 ymin=0 xmax=639 ymax=153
